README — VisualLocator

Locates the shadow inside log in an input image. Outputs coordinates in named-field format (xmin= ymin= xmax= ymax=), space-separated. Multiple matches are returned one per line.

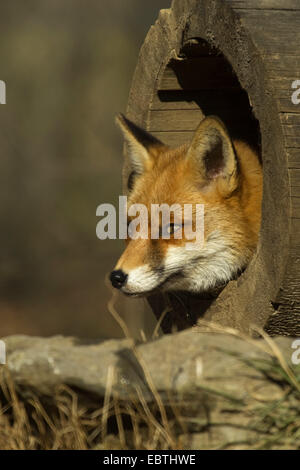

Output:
xmin=158 ymin=38 xmax=262 ymax=155
xmin=148 ymin=288 xmax=223 ymax=334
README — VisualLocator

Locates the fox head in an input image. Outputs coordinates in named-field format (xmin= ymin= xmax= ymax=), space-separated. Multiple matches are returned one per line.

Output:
xmin=110 ymin=114 xmax=262 ymax=296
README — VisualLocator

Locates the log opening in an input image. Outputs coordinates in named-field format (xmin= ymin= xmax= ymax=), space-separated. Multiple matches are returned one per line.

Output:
xmin=145 ymin=38 xmax=263 ymax=332
xmin=149 ymin=38 xmax=261 ymax=154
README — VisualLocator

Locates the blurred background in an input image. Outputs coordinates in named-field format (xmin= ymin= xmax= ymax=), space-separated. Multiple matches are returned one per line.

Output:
xmin=0 ymin=0 xmax=171 ymax=339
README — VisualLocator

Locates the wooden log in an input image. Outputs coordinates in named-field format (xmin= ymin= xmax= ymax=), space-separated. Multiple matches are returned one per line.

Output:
xmin=151 ymin=131 xmax=194 ymax=147
xmin=125 ymin=0 xmax=300 ymax=336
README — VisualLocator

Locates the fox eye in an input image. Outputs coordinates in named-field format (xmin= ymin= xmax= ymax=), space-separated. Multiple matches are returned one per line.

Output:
xmin=162 ymin=223 xmax=182 ymax=238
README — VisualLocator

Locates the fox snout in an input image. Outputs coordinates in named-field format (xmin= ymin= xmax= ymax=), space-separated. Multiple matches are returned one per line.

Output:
xmin=110 ymin=270 xmax=128 ymax=289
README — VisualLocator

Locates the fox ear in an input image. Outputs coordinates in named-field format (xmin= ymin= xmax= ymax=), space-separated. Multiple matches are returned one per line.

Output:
xmin=116 ymin=114 xmax=163 ymax=187
xmin=187 ymin=116 xmax=239 ymax=195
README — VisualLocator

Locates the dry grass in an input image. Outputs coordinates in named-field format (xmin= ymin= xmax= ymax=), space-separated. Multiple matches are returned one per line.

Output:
xmin=0 ymin=370 xmax=186 ymax=450
xmin=0 ymin=291 xmax=299 ymax=450
xmin=0 ymin=332 xmax=299 ymax=450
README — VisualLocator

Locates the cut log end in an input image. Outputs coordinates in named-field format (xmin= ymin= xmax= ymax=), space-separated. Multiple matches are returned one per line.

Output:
xmin=125 ymin=0 xmax=300 ymax=336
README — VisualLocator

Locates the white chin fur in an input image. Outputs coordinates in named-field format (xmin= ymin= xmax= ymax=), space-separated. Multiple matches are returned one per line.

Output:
xmin=162 ymin=235 xmax=244 ymax=292
xmin=122 ymin=265 xmax=161 ymax=295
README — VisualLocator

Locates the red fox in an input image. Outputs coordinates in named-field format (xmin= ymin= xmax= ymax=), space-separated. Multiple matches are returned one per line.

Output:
xmin=110 ymin=114 xmax=262 ymax=296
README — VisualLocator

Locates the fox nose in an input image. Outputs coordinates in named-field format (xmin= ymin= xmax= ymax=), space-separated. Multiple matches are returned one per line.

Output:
xmin=110 ymin=270 xmax=128 ymax=289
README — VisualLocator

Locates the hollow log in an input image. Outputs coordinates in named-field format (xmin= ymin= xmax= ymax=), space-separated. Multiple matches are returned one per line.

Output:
xmin=124 ymin=0 xmax=300 ymax=336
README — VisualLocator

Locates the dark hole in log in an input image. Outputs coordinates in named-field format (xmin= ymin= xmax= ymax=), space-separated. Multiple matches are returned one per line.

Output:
xmin=150 ymin=38 xmax=261 ymax=154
